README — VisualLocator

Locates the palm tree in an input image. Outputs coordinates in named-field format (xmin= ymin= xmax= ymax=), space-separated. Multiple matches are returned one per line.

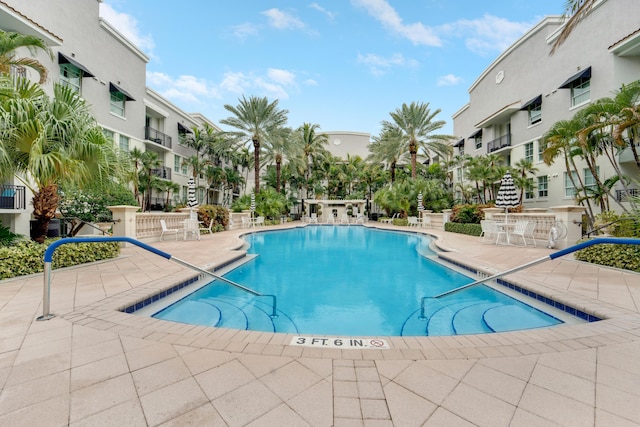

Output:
xmin=127 ymin=147 xmax=144 ymax=207
xmin=550 ymin=0 xmax=596 ymax=55
xmin=140 ymin=151 xmax=162 ymax=211
xmin=0 ymin=78 xmax=123 ymax=242
xmin=382 ymin=101 xmax=453 ymax=178
xmin=512 ymin=158 xmax=539 ymax=205
xmin=368 ymin=126 xmax=408 ymax=185
xmin=0 ymin=30 xmax=53 ymax=84
xmin=220 ymin=95 xmax=288 ymax=193
xmin=263 ymin=127 xmax=302 ymax=193
xmin=295 ymin=123 xmax=329 ymax=197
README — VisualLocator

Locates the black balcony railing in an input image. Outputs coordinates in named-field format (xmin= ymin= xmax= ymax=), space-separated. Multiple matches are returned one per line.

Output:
xmin=616 ymin=188 xmax=639 ymax=202
xmin=150 ymin=166 xmax=172 ymax=180
xmin=145 ymin=126 xmax=172 ymax=149
xmin=487 ymin=134 xmax=512 ymax=153
xmin=0 ymin=184 xmax=26 ymax=210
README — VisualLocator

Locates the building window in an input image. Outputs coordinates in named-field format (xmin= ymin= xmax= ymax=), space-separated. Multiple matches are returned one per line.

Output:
xmin=181 ymin=161 xmax=188 ymax=175
xmin=564 ymin=171 xmax=578 ymax=197
xmin=524 ymin=142 xmax=534 ymax=163
xmin=584 ymin=167 xmax=598 ymax=191
xmin=537 ymin=140 xmax=544 ymax=162
xmin=538 ymin=175 xmax=548 ymax=198
xmin=119 ymin=135 xmax=129 ymax=153
xmin=459 ymin=145 xmax=464 ymax=155
xmin=174 ymin=155 xmax=181 ymax=173
xmin=525 ymin=178 xmax=535 ymax=200
xmin=571 ymin=79 xmax=590 ymax=107
xmin=456 ymin=168 xmax=463 ymax=182
xmin=102 ymin=128 xmax=114 ymax=143
xmin=59 ymin=64 xmax=82 ymax=93
xmin=110 ymin=92 xmax=126 ymax=117
xmin=475 ymin=136 xmax=482 ymax=150
xmin=528 ymin=103 xmax=542 ymax=125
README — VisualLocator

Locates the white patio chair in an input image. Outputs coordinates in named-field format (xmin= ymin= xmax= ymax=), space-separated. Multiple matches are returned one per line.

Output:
xmin=407 ymin=216 xmax=420 ymax=227
xmin=183 ymin=218 xmax=200 ymax=240
xmin=326 ymin=214 xmax=335 ymax=224
xmin=355 ymin=214 xmax=366 ymax=224
xmin=241 ymin=217 xmax=250 ymax=228
xmin=340 ymin=213 xmax=350 ymax=224
xmin=309 ymin=213 xmax=318 ymax=224
xmin=159 ymin=219 xmax=179 ymax=241
xmin=480 ymin=220 xmax=498 ymax=244
xmin=503 ymin=220 xmax=528 ymax=246
xmin=420 ymin=215 xmax=431 ymax=228
xmin=510 ymin=220 xmax=536 ymax=246
xmin=199 ymin=219 xmax=213 ymax=235
xmin=255 ymin=216 xmax=265 ymax=227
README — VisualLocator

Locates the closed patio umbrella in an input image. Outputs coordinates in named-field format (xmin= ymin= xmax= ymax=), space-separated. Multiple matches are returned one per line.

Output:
xmin=250 ymin=192 xmax=256 ymax=218
xmin=187 ymin=177 xmax=198 ymax=208
xmin=495 ymin=170 xmax=519 ymax=223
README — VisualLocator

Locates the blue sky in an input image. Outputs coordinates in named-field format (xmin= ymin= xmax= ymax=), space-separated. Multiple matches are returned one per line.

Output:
xmin=100 ymin=1 xmax=564 ymax=137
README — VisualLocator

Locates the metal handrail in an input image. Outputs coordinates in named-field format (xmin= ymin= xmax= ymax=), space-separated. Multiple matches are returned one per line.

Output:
xmin=37 ymin=236 xmax=277 ymax=320
xmin=431 ymin=237 xmax=640 ymax=299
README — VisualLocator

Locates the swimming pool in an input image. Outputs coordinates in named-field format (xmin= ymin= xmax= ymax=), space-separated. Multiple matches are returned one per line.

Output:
xmin=150 ymin=226 xmax=578 ymax=336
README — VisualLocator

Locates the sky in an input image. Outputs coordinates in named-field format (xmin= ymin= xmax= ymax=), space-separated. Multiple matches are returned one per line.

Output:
xmin=99 ymin=1 xmax=565 ymax=137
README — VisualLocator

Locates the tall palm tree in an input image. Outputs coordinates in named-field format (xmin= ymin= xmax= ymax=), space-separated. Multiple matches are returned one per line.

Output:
xmin=263 ymin=127 xmax=302 ymax=193
xmin=550 ymin=0 xmax=596 ymax=55
xmin=0 ymin=31 xmax=52 ymax=84
xmin=220 ymin=95 xmax=288 ymax=193
xmin=0 ymin=78 xmax=123 ymax=242
xmin=382 ymin=101 xmax=453 ymax=178
xmin=512 ymin=158 xmax=539 ymax=205
xmin=295 ymin=123 xmax=329 ymax=197
xmin=140 ymin=151 xmax=162 ymax=212
xmin=367 ymin=125 xmax=408 ymax=185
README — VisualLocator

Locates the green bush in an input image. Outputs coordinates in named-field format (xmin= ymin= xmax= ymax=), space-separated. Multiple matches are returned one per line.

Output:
xmin=0 ymin=239 xmax=120 ymax=279
xmin=444 ymin=222 xmax=482 ymax=236
xmin=197 ymin=205 xmax=229 ymax=232
xmin=59 ymin=182 xmax=137 ymax=222
xmin=450 ymin=204 xmax=493 ymax=224
xmin=574 ymin=241 xmax=640 ymax=272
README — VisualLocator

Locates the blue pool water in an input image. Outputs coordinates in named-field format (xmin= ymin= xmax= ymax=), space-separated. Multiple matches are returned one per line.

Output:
xmin=153 ymin=226 xmax=564 ymax=336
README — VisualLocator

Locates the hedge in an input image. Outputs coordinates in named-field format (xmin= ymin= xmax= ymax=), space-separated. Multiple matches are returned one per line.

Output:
xmin=0 ymin=239 xmax=120 ymax=279
xmin=574 ymin=242 xmax=640 ymax=272
xmin=444 ymin=222 xmax=482 ymax=236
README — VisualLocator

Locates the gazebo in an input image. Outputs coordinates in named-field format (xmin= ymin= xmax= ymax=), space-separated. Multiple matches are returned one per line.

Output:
xmin=302 ymin=199 xmax=367 ymax=221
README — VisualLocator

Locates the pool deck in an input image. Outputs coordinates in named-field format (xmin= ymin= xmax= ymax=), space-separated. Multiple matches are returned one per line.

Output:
xmin=1 ymin=222 xmax=639 ymax=426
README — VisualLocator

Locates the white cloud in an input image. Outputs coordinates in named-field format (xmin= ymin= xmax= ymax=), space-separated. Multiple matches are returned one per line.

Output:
xmin=267 ymin=68 xmax=296 ymax=86
xmin=309 ymin=3 xmax=336 ymax=22
xmin=146 ymin=71 xmax=218 ymax=105
xmin=357 ymin=53 xmax=417 ymax=76
xmin=262 ymin=8 xmax=305 ymax=30
xmin=99 ymin=3 xmax=155 ymax=54
xmin=440 ymin=14 xmax=535 ymax=55
xmin=219 ymin=69 xmax=299 ymax=99
xmin=304 ymin=79 xmax=318 ymax=86
xmin=351 ymin=0 xmax=441 ymax=47
xmin=232 ymin=23 xmax=260 ymax=40
xmin=437 ymin=74 xmax=463 ymax=87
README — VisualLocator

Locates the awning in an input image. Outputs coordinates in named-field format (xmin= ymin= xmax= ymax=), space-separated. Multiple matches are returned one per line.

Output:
xmin=453 ymin=138 xmax=465 ymax=148
xmin=520 ymin=94 xmax=542 ymax=110
xmin=474 ymin=102 xmax=520 ymax=128
xmin=58 ymin=52 xmax=94 ymax=78
xmin=469 ymin=129 xmax=482 ymax=139
xmin=559 ymin=66 xmax=591 ymax=89
xmin=109 ymin=82 xmax=135 ymax=101
xmin=177 ymin=122 xmax=193 ymax=134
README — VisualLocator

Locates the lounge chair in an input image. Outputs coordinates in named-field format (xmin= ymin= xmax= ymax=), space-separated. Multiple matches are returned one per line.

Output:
xmin=380 ymin=213 xmax=397 ymax=224
xmin=355 ymin=214 xmax=366 ymax=224
xmin=160 ymin=219 xmax=179 ymax=241
xmin=309 ymin=213 xmax=318 ymax=224
xmin=340 ymin=213 xmax=350 ymax=224
xmin=326 ymin=215 xmax=335 ymax=224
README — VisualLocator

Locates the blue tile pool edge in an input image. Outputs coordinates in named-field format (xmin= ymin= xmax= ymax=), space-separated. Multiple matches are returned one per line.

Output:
xmin=120 ymin=253 xmax=246 ymax=314
xmin=439 ymin=255 xmax=601 ymax=323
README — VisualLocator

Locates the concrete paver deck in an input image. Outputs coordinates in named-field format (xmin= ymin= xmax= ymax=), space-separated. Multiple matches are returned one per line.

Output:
xmin=0 ymin=222 xmax=639 ymax=426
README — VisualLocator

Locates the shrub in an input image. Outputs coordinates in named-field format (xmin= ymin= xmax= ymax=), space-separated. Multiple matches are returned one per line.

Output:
xmin=450 ymin=204 xmax=493 ymax=224
xmin=197 ymin=205 xmax=229 ymax=231
xmin=574 ymin=241 xmax=640 ymax=272
xmin=0 ymin=221 xmax=23 ymax=246
xmin=60 ymin=182 xmax=137 ymax=222
xmin=0 ymin=239 xmax=120 ymax=279
xmin=444 ymin=222 xmax=482 ymax=236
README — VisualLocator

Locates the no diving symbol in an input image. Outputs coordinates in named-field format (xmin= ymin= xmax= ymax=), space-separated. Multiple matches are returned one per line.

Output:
xmin=369 ymin=339 xmax=385 ymax=348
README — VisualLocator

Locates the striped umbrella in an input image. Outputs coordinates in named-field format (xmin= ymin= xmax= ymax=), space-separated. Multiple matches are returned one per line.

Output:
xmin=495 ymin=170 xmax=519 ymax=223
xmin=187 ymin=177 xmax=198 ymax=208
xmin=250 ymin=192 xmax=256 ymax=218
xmin=417 ymin=192 xmax=424 ymax=212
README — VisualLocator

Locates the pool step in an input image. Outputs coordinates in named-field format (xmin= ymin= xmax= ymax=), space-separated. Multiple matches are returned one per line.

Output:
xmin=202 ymin=296 xmax=298 ymax=333
xmin=154 ymin=300 xmax=221 ymax=327
xmin=451 ymin=302 xmax=500 ymax=334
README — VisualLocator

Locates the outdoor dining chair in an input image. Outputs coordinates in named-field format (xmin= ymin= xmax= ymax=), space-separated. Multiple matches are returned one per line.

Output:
xmin=159 ymin=219 xmax=179 ymax=241
xmin=510 ymin=220 xmax=537 ymax=246
xmin=480 ymin=220 xmax=498 ymax=244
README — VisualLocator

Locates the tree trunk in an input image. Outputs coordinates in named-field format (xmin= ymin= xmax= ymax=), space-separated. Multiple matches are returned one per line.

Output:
xmin=31 ymin=184 xmax=60 ymax=244
xmin=253 ymin=138 xmax=260 ymax=193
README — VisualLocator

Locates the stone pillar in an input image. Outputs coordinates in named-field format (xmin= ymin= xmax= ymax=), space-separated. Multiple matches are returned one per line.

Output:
xmin=108 ymin=205 xmax=139 ymax=243
xmin=442 ymin=209 xmax=452 ymax=224
xmin=550 ymin=205 xmax=586 ymax=249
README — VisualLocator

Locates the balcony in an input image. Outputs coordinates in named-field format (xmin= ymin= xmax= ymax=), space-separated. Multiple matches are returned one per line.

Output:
xmin=151 ymin=166 xmax=172 ymax=180
xmin=616 ymin=188 xmax=639 ymax=202
xmin=145 ymin=126 xmax=172 ymax=149
xmin=487 ymin=134 xmax=512 ymax=153
xmin=0 ymin=184 xmax=26 ymax=210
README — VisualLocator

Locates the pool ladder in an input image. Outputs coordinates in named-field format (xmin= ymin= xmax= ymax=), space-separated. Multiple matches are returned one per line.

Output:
xmin=37 ymin=237 xmax=277 ymax=321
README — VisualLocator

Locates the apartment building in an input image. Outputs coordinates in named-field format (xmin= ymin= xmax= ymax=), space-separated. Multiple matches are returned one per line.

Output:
xmin=451 ymin=0 xmax=640 ymax=213
xmin=0 ymin=0 xmax=220 ymax=237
